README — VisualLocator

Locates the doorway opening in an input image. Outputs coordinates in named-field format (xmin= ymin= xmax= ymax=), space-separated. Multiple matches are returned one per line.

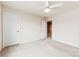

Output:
xmin=47 ymin=21 xmax=52 ymax=38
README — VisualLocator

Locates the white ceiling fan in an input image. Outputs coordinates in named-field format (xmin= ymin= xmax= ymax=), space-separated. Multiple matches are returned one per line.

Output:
xmin=44 ymin=1 xmax=63 ymax=13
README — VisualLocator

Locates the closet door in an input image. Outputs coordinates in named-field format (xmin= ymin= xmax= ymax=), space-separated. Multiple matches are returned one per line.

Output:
xmin=3 ymin=10 xmax=20 ymax=47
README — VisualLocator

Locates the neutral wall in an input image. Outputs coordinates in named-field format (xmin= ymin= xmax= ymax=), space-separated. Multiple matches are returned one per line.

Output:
xmin=53 ymin=8 xmax=79 ymax=47
xmin=0 ymin=4 xmax=2 ymax=51
xmin=3 ymin=6 xmax=46 ymax=47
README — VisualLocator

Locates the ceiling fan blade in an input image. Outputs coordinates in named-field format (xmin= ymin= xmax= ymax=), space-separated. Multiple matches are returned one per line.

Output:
xmin=44 ymin=1 xmax=49 ymax=7
xmin=49 ymin=3 xmax=63 ymax=8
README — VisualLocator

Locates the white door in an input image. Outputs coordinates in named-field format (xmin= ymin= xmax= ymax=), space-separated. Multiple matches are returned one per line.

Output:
xmin=3 ymin=11 xmax=20 ymax=47
xmin=41 ymin=20 xmax=47 ymax=39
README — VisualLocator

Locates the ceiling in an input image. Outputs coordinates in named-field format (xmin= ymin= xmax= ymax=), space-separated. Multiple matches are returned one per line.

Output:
xmin=1 ymin=1 xmax=79 ymax=17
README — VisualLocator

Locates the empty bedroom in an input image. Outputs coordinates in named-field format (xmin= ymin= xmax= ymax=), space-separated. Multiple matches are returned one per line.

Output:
xmin=0 ymin=1 xmax=79 ymax=57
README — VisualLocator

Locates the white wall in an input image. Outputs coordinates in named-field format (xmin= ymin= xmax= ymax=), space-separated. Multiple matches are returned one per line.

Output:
xmin=3 ymin=6 xmax=46 ymax=47
xmin=53 ymin=8 xmax=79 ymax=47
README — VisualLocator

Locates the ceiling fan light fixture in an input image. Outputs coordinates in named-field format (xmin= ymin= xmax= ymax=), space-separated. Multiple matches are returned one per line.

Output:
xmin=44 ymin=8 xmax=51 ymax=13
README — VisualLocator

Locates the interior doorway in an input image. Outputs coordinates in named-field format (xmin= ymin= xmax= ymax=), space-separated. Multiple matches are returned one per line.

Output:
xmin=47 ymin=21 xmax=52 ymax=38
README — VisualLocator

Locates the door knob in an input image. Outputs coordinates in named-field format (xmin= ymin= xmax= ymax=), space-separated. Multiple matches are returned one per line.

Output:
xmin=17 ymin=30 xmax=19 ymax=32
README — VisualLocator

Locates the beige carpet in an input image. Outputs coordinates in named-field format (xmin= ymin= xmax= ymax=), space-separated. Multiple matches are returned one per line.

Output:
xmin=0 ymin=38 xmax=79 ymax=57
